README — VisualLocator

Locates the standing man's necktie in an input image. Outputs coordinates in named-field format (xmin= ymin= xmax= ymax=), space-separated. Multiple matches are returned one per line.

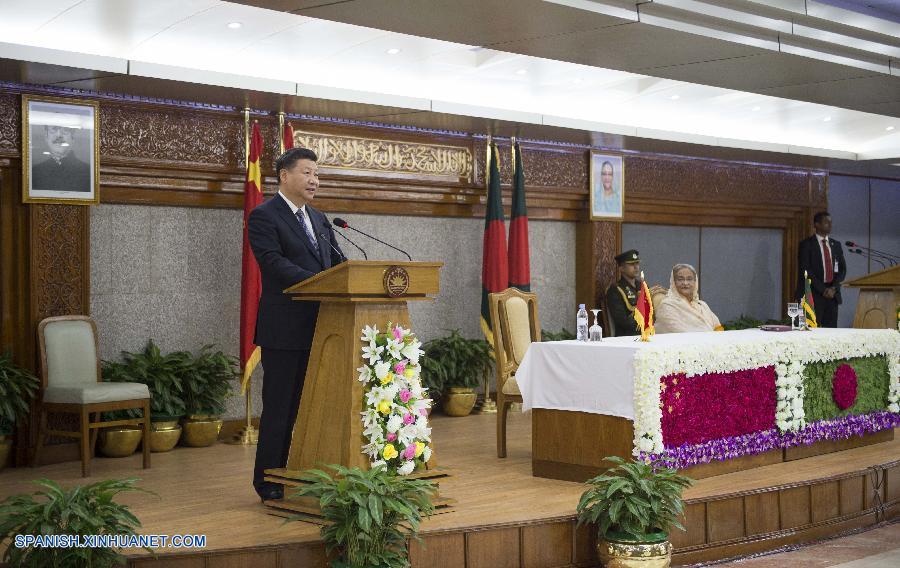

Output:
xmin=821 ymin=237 xmax=833 ymax=282
xmin=296 ymin=209 xmax=319 ymax=254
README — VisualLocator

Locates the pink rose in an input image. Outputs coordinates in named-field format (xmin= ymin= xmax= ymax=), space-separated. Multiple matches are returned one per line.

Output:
xmin=386 ymin=432 xmax=397 ymax=442
xmin=394 ymin=361 xmax=406 ymax=374
xmin=403 ymin=445 xmax=417 ymax=460
xmin=403 ymin=413 xmax=415 ymax=426
xmin=419 ymin=408 xmax=429 ymax=417
xmin=399 ymin=389 xmax=412 ymax=403
xmin=392 ymin=326 xmax=403 ymax=340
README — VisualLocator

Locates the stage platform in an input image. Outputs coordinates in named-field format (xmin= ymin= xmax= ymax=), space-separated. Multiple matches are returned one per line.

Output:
xmin=1 ymin=412 xmax=898 ymax=567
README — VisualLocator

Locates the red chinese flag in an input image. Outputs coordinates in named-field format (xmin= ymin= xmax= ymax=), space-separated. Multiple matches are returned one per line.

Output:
xmin=240 ymin=122 xmax=264 ymax=392
xmin=633 ymin=279 xmax=655 ymax=341
xmin=282 ymin=121 xmax=294 ymax=152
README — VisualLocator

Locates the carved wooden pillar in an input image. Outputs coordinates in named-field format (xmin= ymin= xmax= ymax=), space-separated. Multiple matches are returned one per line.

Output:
xmin=575 ymin=220 xmax=622 ymax=310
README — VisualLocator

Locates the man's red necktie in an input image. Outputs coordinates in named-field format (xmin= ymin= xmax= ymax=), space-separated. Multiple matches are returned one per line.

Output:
xmin=821 ymin=238 xmax=833 ymax=282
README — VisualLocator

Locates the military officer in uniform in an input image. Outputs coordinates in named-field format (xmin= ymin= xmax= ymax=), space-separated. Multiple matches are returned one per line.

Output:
xmin=605 ymin=250 xmax=641 ymax=337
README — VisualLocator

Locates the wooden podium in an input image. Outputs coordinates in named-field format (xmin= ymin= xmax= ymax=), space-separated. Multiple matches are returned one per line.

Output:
xmin=845 ymin=265 xmax=899 ymax=329
xmin=263 ymin=261 xmax=448 ymax=513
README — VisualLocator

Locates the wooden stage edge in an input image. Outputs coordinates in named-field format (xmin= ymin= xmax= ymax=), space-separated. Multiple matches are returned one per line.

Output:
xmin=0 ymin=414 xmax=898 ymax=568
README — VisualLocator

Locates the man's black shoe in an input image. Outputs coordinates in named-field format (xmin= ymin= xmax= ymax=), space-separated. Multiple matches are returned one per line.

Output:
xmin=258 ymin=487 xmax=284 ymax=502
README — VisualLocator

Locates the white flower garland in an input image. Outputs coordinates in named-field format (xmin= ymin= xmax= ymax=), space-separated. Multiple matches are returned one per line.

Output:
xmin=357 ymin=323 xmax=433 ymax=475
xmin=632 ymin=329 xmax=900 ymax=457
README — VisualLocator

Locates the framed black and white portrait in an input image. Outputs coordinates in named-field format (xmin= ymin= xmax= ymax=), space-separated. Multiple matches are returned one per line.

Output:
xmin=22 ymin=95 xmax=99 ymax=205
xmin=589 ymin=151 xmax=624 ymax=221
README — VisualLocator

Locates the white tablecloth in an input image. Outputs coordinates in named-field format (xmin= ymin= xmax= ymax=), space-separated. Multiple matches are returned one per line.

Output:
xmin=516 ymin=328 xmax=874 ymax=420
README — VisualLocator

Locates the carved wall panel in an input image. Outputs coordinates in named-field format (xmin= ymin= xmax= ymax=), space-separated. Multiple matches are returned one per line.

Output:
xmin=473 ymin=142 xmax=587 ymax=190
xmin=0 ymin=93 xmax=20 ymax=157
xmin=625 ymin=156 xmax=812 ymax=205
xmin=29 ymin=204 xmax=89 ymax=322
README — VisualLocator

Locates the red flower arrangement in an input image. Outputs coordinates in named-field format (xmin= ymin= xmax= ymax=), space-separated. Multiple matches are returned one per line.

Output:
xmin=660 ymin=366 xmax=776 ymax=449
xmin=832 ymin=364 xmax=858 ymax=410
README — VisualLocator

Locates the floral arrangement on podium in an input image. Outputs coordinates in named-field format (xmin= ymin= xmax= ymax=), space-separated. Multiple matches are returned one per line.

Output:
xmin=632 ymin=329 xmax=900 ymax=469
xmin=358 ymin=324 xmax=433 ymax=475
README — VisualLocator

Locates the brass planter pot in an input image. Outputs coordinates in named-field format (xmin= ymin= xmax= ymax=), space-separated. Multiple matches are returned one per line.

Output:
xmin=98 ymin=427 xmax=142 ymax=458
xmin=597 ymin=539 xmax=672 ymax=568
xmin=150 ymin=419 xmax=182 ymax=452
xmin=0 ymin=436 xmax=12 ymax=470
xmin=181 ymin=415 xmax=223 ymax=447
xmin=443 ymin=387 xmax=477 ymax=417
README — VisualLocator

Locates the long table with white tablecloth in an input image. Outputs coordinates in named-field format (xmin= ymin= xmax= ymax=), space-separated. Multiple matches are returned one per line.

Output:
xmin=515 ymin=328 xmax=900 ymax=480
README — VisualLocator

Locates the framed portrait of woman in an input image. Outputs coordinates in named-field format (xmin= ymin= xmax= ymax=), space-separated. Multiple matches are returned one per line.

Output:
xmin=589 ymin=151 xmax=624 ymax=221
xmin=22 ymin=95 xmax=100 ymax=205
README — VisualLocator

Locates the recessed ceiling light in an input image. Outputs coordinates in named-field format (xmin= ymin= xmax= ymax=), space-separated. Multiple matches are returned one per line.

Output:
xmin=752 ymin=106 xmax=761 ymax=111
xmin=823 ymin=116 xmax=831 ymax=122
xmin=515 ymin=69 xmax=528 ymax=75
xmin=573 ymin=78 xmax=583 ymax=84
xmin=386 ymin=48 xmax=401 ymax=55
xmin=227 ymin=22 xmax=242 ymax=29
xmin=887 ymin=126 xmax=895 ymax=131
xmin=669 ymin=94 xmax=680 ymax=100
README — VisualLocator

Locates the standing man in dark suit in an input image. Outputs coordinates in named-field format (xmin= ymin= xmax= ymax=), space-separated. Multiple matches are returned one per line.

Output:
xmin=797 ymin=211 xmax=846 ymax=328
xmin=248 ymin=147 xmax=345 ymax=501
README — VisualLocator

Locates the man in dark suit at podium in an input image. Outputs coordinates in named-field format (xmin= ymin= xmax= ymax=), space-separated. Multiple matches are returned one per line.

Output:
xmin=248 ymin=147 xmax=345 ymax=501
xmin=797 ymin=211 xmax=846 ymax=328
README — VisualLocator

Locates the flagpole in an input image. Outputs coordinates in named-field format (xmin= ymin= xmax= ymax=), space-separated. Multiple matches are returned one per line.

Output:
xmin=476 ymin=135 xmax=498 ymax=415
xmin=278 ymin=111 xmax=286 ymax=155
xmin=231 ymin=107 xmax=259 ymax=446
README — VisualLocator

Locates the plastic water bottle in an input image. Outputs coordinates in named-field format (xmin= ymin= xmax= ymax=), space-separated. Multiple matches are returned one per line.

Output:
xmin=576 ymin=304 xmax=589 ymax=342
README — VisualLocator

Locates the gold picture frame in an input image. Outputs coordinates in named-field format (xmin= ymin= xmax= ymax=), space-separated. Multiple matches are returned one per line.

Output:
xmin=589 ymin=151 xmax=624 ymax=221
xmin=22 ymin=95 xmax=100 ymax=205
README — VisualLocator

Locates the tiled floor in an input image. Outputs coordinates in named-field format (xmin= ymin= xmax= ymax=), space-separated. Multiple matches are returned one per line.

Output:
xmin=708 ymin=521 xmax=900 ymax=567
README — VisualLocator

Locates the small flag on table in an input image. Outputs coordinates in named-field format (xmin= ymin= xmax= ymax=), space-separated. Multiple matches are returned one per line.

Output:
xmin=802 ymin=270 xmax=818 ymax=329
xmin=633 ymin=272 xmax=655 ymax=341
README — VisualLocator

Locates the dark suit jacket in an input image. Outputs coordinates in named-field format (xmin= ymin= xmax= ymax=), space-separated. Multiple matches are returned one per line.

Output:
xmin=31 ymin=154 xmax=91 ymax=192
xmin=797 ymin=234 xmax=846 ymax=304
xmin=248 ymin=194 xmax=345 ymax=350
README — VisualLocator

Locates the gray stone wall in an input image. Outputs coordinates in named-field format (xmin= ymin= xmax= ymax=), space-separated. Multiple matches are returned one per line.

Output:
xmin=90 ymin=204 xmax=575 ymax=419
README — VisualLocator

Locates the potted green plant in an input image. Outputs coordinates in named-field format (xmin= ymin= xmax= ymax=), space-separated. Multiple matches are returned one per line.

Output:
xmin=576 ymin=456 xmax=692 ymax=568
xmin=421 ymin=330 xmax=493 ymax=417
xmin=181 ymin=345 xmax=238 ymax=447
xmin=290 ymin=464 xmax=435 ymax=568
xmin=541 ymin=328 xmax=575 ymax=341
xmin=102 ymin=340 xmax=189 ymax=452
xmin=0 ymin=477 xmax=149 ymax=567
xmin=0 ymin=352 xmax=39 ymax=470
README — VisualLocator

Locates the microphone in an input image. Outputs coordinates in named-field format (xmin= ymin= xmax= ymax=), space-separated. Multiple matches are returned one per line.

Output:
xmin=850 ymin=248 xmax=886 ymax=269
xmin=323 ymin=218 xmax=367 ymax=260
xmin=319 ymin=231 xmax=347 ymax=262
xmin=845 ymin=241 xmax=899 ymax=262
xmin=332 ymin=217 xmax=412 ymax=261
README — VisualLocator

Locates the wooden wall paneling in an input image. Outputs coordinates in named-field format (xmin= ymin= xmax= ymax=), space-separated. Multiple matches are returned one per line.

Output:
xmin=810 ymin=481 xmax=840 ymax=523
xmin=410 ymin=533 xmax=467 ymax=568
xmin=839 ymin=475 xmax=865 ymax=517
xmin=744 ymin=491 xmax=780 ymax=537
xmin=208 ymin=550 xmax=278 ymax=568
xmin=521 ymin=521 xmax=572 ymax=568
xmin=129 ymin=556 xmax=205 ymax=568
xmin=863 ymin=470 xmax=883 ymax=511
xmin=465 ymin=527 xmax=521 ymax=568
xmin=669 ymin=502 xmax=706 ymax=549
xmin=706 ymin=497 xmax=745 ymax=543
xmin=886 ymin=464 xmax=900 ymax=505
xmin=779 ymin=486 xmax=811 ymax=529
xmin=572 ymin=522 xmax=595 ymax=566
xmin=0 ymin=93 xmax=20 ymax=158
xmin=277 ymin=544 xmax=328 ymax=568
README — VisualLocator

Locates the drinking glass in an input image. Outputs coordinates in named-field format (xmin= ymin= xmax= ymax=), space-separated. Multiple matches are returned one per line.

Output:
xmin=589 ymin=309 xmax=603 ymax=342
xmin=787 ymin=302 xmax=800 ymax=330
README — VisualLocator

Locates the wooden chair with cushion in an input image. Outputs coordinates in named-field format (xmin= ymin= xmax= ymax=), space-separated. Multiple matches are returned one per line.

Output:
xmin=33 ymin=316 xmax=151 ymax=477
xmin=489 ymin=288 xmax=541 ymax=458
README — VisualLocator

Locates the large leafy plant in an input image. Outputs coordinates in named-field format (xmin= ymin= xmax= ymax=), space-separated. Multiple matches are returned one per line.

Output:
xmin=183 ymin=345 xmax=238 ymax=416
xmin=541 ymin=328 xmax=575 ymax=341
xmin=420 ymin=329 xmax=493 ymax=392
xmin=102 ymin=340 xmax=189 ymax=418
xmin=291 ymin=464 xmax=435 ymax=568
xmin=0 ymin=478 xmax=149 ymax=568
xmin=576 ymin=456 xmax=692 ymax=542
xmin=0 ymin=352 xmax=39 ymax=435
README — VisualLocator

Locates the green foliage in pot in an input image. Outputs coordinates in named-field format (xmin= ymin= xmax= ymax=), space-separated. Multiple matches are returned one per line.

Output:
xmin=0 ymin=477 xmax=150 ymax=567
xmin=541 ymin=328 xmax=576 ymax=341
xmin=290 ymin=464 xmax=435 ymax=568
xmin=183 ymin=345 xmax=238 ymax=417
xmin=420 ymin=329 xmax=493 ymax=393
xmin=0 ymin=352 xmax=39 ymax=436
xmin=102 ymin=340 xmax=189 ymax=419
xmin=576 ymin=456 xmax=693 ymax=543
xmin=722 ymin=314 xmax=791 ymax=330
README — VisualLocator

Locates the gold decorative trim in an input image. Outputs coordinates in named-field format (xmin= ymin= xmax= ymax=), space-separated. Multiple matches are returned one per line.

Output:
xmin=294 ymin=130 xmax=472 ymax=181
xmin=383 ymin=266 xmax=410 ymax=298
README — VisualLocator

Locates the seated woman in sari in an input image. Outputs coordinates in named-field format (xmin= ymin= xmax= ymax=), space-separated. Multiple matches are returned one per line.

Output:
xmin=655 ymin=263 xmax=723 ymax=333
